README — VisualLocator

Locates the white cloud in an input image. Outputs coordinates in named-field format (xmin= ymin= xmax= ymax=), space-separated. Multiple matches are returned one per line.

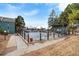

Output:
xmin=0 ymin=4 xmax=40 ymax=28
xmin=58 ymin=3 xmax=69 ymax=11
xmin=6 ymin=4 xmax=21 ymax=13
xmin=7 ymin=4 xmax=17 ymax=11
xmin=23 ymin=10 xmax=39 ymax=16
xmin=0 ymin=4 xmax=24 ymax=18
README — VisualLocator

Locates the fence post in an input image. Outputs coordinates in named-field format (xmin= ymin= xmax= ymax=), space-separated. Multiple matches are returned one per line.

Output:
xmin=27 ymin=32 xmax=29 ymax=43
xmin=47 ymin=29 xmax=49 ymax=40
xmin=24 ymin=31 xmax=26 ymax=39
xmin=58 ymin=32 xmax=60 ymax=37
xmin=39 ymin=31 xmax=42 ymax=41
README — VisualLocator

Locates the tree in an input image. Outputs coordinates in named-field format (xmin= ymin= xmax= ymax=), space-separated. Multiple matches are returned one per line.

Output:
xmin=59 ymin=11 xmax=69 ymax=27
xmin=15 ymin=15 xmax=25 ymax=34
xmin=48 ymin=10 xmax=58 ymax=31
xmin=68 ymin=10 xmax=79 ymax=24
xmin=62 ymin=3 xmax=79 ymax=34
xmin=48 ymin=9 xmax=64 ymax=37
xmin=48 ymin=3 xmax=79 ymax=35
xmin=48 ymin=9 xmax=57 ymax=38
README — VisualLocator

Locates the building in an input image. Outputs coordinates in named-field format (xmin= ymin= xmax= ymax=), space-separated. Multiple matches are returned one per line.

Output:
xmin=0 ymin=16 xmax=15 ymax=33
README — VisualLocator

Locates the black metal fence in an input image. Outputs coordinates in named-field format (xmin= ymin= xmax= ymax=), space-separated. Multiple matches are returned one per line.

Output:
xmin=24 ymin=31 xmax=66 ymax=43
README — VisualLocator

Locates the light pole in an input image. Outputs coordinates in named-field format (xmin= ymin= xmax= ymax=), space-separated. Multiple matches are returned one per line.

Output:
xmin=8 ymin=24 xmax=9 ymax=33
xmin=4 ymin=30 xmax=7 ymax=40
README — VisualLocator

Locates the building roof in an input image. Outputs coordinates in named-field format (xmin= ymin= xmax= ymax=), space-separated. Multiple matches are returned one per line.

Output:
xmin=0 ymin=16 xmax=15 ymax=23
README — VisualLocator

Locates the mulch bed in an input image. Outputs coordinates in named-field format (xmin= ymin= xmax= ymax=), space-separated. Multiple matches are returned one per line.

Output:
xmin=0 ymin=34 xmax=11 ymax=55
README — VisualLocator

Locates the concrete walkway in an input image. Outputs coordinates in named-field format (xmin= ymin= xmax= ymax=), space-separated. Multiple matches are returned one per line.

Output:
xmin=15 ymin=35 xmax=28 ymax=50
xmin=4 ymin=34 xmax=28 ymax=55
xmin=6 ymin=35 xmax=16 ymax=48
xmin=4 ymin=35 xmax=66 ymax=56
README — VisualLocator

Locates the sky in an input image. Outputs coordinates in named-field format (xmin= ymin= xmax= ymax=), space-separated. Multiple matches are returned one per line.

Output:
xmin=0 ymin=3 xmax=69 ymax=29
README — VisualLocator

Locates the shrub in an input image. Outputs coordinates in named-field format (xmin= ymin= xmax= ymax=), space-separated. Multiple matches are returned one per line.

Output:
xmin=0 ymin=28 xmax=4 ymax=34
xmin=0 ymin=28 xmax=8 ymax=35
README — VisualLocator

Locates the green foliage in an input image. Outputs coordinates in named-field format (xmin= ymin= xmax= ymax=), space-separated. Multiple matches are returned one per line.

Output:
xmin=58 ymin=11 xmax=68 ymax=27
xmin=66 ymin=6 xmax=79 ymax=33
xmin=48 ymin=3 xmax=79 ymax=34
xmin=68 ymin=11 xmax=79 ymax=24
xmin=60 ymin=3 xmax=79 ymax=25
xmin=15 ymin=15 xmax=25 ymax=33
xmin=59 ymin=3 xmax=79 ymax=32
xmin=0 ymin=28 xmax=4 ymax=34
xmin=0 ymin=28 xmax=8 ymax=35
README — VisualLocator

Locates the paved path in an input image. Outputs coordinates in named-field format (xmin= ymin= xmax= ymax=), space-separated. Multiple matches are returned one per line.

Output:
xmin=7 ymin=35 xmax=28 ymax=50
xmin=4 ymin=35 xmax=28 ymax=55
xmin=6 ymin=35 xmax=16 ymax=48
xmin=4 ymin=35 xmax=66 ymax=56
xmin=15 ymin=35 xmax=28 ymax=50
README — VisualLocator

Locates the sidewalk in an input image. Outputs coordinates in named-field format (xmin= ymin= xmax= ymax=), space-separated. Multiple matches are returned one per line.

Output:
xmin=4 ymin=35 xmax=66 ymax=56
xmin=3 ymin=34 xmax=28 ymax=55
